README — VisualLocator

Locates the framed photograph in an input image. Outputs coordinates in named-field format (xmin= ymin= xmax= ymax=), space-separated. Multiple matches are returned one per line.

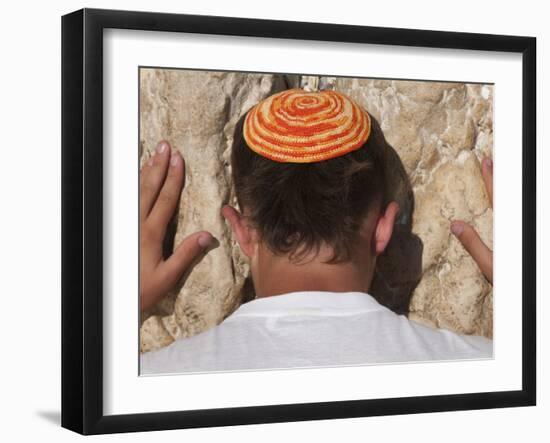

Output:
xmin=61 ymin=8 xmax=536 ymax=435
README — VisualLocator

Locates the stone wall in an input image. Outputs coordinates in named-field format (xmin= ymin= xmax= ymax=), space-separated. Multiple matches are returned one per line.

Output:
xmin=333 ymin=78 xmax=493 ymax=337
xmin=139 ymin=68 xmax=493 ymax=353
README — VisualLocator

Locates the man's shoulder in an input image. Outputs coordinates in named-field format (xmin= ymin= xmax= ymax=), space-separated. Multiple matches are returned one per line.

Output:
xmin=140 ymin=292 xmax=493 ymax=374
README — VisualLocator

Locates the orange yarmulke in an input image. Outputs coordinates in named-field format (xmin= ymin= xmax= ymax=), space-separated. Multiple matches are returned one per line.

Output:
xmin=243 ymin=88 xmax=371 ymax=163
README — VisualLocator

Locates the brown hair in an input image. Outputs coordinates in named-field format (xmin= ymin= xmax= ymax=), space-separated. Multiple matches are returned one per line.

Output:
xmin=230 ymin=110 xmax=387 ymax=264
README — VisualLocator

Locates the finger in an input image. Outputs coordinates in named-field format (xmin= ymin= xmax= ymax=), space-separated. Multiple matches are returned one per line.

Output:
xmin=481 ymin=157 xmax=493 ymax=207
xmin=451 ymin=220 xmax=493 ymax=283
xmin=159 ymin=231 xmax=214 ymax=288
xmin=140 ymin=140 xmax=171 ymax=220
xmin=148 ymin=151 xmax=185 ymax=237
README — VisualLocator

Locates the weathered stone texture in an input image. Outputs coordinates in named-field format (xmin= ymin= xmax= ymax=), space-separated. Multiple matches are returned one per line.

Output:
xmin=139 ymin=69 xmax=289 ymax=352
xmin=333 ymin=78 xmax=493 ymax=338
xmin=139 ymin=70 xmax=493 ymax=352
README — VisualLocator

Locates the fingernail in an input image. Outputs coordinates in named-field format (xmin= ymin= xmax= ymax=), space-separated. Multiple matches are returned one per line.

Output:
xmin=157 ymin=141 xmax=168 ymax=154
xmin=484 ymin=157 xmax=493 ymax=169
xmin=198 ymin=234 xmax=213 ymax=248
xmin=451 ymin=221 xmax=464 ymax=236
xmin=147 ymin=156 xmax=154 ymax=166
xmin=170 ymin=153 xmax=180 ymax=167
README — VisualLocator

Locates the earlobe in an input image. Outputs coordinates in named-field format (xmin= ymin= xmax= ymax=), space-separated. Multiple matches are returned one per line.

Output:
xmin=374 ymin=201 xmax=400 ymax=255
xmin=221 ymin=205 xmax=256 ymax=258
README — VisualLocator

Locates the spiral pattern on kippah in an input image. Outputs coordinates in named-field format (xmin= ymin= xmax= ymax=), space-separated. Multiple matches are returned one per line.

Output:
xmin=243 ymin=88 xmax=371 ymax=163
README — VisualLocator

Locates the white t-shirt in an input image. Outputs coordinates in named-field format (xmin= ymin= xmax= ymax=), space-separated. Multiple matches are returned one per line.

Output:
xmin=140 ymin=291 xmax=493 ymax=375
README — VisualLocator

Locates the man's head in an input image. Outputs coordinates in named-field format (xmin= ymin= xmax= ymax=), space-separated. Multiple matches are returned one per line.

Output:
xmin=222 ymin=89 xmax=399 ymax=296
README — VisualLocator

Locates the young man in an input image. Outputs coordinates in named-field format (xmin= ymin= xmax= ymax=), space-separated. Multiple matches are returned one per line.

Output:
xmin=140 ymin=89 xmax=493 ymax=374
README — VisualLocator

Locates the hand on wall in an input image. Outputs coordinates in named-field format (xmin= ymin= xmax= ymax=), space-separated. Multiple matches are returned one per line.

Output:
xmin=139 ymin=140 xmax=214 ymax=312
xmin=451 ymin=157 xmax=493 ymax=284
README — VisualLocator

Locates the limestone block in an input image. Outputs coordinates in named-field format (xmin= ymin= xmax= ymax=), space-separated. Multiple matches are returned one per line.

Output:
xmin=333 ymin=78 xmax=493 ymax=338
xmin=139 ymin=69 xmax=289 ymax=352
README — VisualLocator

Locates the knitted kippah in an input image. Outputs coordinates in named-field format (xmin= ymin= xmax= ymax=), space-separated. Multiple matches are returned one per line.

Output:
xmin=243 ymin=88 xmax=371 ymax=163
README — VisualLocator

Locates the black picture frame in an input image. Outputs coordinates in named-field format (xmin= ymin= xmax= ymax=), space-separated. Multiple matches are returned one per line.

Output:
xmin=61 ymin=8 xmax=536 ymax=435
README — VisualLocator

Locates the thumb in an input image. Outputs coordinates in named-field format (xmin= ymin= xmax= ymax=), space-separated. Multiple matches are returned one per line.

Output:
xmin=451 ymin=220 xmax=493 ymax=283
xmin=160 ymin=231 xmax=214 ymax=286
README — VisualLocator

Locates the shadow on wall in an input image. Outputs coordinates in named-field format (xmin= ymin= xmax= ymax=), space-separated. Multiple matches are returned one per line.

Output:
xmin=368 ymin=117 xmax=423 ymax=315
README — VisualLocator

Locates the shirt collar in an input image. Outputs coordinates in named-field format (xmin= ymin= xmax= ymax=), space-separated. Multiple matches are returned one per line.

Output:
xmin=226 ymin=291 xmax=387 ymax=320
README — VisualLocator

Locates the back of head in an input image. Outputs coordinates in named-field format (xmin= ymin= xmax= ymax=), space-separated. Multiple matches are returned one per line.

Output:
xmin=230 ymin=89 xmax=387 ymax=264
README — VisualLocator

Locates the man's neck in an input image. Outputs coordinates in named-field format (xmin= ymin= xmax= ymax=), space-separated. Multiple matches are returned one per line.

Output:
xmin=253 ymin=245 xmax=375 ymax=298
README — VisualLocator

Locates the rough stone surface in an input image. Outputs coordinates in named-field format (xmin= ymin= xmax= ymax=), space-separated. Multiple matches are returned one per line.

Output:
xmin=333 ymin=78 xmax=493 ymax=338
xmin=139 ymin=69 xmax=289 ymax=352
xmin=139 ymin=70 xmax=493 ymax=353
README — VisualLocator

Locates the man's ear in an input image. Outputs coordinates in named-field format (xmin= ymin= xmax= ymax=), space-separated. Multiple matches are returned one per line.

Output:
xmin=374 ymin=201 xmax=400 ymax=255
xmin=221 ymin=205 xmax=257 ymax=258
